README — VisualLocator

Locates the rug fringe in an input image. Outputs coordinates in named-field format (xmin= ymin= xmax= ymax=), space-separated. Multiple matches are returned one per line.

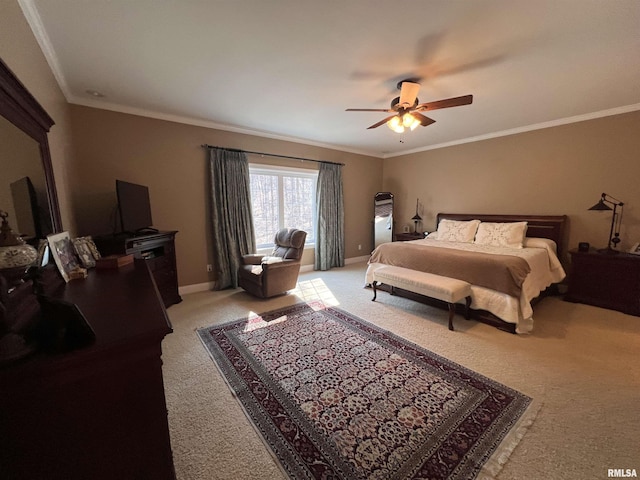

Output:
xmin=475 ymin=399 xmax=543 ymax=480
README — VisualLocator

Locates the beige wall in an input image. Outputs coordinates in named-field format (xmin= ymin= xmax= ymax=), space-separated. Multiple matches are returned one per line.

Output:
xmin=68 ymin=105 xmax=382 ymax=287
xmin=385 ymin=111 xmax=640 ymax=264
xmin=0 ymin=0 xmax=76 ymax=233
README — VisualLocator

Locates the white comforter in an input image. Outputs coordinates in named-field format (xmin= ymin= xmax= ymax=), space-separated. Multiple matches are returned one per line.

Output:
xmin=365 ymin=237 xmax=566 ymax=333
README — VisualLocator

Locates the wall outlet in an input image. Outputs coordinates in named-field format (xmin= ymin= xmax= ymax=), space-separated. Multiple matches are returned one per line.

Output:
xmin=206 ymin=264 xmax=213 ymax=272
xmin=358 ymin=244 xmax=362 ymax=250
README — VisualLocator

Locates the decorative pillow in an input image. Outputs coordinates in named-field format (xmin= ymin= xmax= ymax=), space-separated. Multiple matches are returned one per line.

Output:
xmin=474 ymin=222 xmax=528 ymax=249
xmin=434 ymin=219 xmax=481 ymax=243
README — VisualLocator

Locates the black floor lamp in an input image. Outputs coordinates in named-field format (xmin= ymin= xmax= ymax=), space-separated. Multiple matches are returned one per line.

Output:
xmin=588 ymin=192 xmax=624 ymax=253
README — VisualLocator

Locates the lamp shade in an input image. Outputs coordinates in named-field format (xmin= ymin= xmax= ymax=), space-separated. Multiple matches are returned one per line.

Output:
xmin=387 ymin=116 xmax=404 ymax=133
xmin=588 ymin=199 xmax=612 ymax=211
xmin=411 ymin=213 xmax=422 ymax=233
xmin=412 ymin=198 xmax=422 ymax=222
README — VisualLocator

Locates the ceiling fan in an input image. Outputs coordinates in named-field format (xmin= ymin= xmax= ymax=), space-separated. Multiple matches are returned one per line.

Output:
xmin=346 ymin=79 xmax=473 ymax=133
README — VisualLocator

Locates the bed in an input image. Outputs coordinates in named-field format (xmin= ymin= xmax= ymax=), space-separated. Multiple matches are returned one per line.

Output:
xmin=365 ymin=213 xmax=568 ymax=333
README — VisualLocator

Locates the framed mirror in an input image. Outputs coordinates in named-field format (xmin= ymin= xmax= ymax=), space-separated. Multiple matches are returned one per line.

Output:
xmin=373 ymin=192 xmax=393 ymax=248
xmin=0 ymin=56 xmax=61 ymax=241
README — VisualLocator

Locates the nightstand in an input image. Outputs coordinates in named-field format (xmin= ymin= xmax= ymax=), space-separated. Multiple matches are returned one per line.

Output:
xmin=564 ymin=248 xmax=640 ymax=316
xmin=394 ymin=232 xmax=424 ymax=242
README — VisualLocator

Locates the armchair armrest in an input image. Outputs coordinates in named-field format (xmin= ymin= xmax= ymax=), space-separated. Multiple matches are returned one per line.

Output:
xmin=261 ymin=258 xmax=297 ymax=271
xmin=242 ymin=254 xmax=264 ymax=265
xmin=260 ymin=259 xmax=302 ymax=297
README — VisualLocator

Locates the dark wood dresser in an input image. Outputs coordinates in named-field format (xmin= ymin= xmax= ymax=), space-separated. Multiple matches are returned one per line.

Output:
xmin=565 ymin=248 xmax=640 ymax=316
xmin=94 ymin=231 xmax=181 ymax=307
xmin=0 ymin=261 xmax=176 ymax=479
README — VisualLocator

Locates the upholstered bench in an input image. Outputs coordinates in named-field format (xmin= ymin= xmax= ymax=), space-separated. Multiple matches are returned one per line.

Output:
xmin=371 ymin=266 xmax=472 ymax=331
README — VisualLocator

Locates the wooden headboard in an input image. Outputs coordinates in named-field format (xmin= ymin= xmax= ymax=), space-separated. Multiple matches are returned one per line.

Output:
xmin=436 ymin=213 xmax=568 ymax=259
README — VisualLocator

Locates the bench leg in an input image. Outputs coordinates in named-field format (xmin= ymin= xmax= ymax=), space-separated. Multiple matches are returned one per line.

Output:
xmin=464 ymin=296 xmax=471 ymax=320
xmin=372 ymin=281 xmax=378 ymax=301
xmin=447 ymin=303 xmax=455 ymax=331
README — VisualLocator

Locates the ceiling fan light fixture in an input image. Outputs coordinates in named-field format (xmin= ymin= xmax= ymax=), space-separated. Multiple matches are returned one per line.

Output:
xmin=402 ymin=113 xmax=421 ymax=131
xmin=386 ymin=113 xmax=420 ymax=133
xmin=387 ymin=115 xmax=405 ymax=133
xmin=402 ymin=113 xmax=415 ymax=128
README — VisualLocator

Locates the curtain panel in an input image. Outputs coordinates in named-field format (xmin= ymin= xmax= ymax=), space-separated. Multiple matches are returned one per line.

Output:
xmin=315 ymin=162 xmax=344 ymax=271
xmin=208 ymin=148 xmax=256 ymax=289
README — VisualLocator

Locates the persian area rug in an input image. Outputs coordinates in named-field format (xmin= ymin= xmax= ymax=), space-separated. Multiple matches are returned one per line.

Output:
xmin=197 ymin=302 xmax=535 ymax=480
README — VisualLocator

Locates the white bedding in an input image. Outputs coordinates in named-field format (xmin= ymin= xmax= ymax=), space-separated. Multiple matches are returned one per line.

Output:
xmin=365 ymin=237 xmax=566 ymax=333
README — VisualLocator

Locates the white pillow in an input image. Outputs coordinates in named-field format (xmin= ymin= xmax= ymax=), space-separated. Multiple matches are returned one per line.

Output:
xmin=435 ymin=219 xmax=481 ymax=243
xmin=475 ymin=222 xmax=528 ymax=249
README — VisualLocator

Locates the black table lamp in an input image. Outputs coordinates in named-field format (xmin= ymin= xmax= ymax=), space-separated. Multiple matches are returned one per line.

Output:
xmin=412 ymin=198 xmax=422 ymax=233
xmin=588 ymin=192 xmax=624 ymax=254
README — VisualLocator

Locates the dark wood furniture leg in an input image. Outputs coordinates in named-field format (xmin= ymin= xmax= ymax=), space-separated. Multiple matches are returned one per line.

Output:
xmin=447 ymin=303 xmax=455 ymax=331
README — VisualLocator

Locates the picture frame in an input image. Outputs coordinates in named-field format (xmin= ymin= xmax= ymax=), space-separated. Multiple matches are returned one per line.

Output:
xmin=72 ymin=236 xmax=101 ymax=268
xmin=629 ymin=242 xmax=640 ymax=255
xmin=47 ymin=232 xmax=81 ymax=282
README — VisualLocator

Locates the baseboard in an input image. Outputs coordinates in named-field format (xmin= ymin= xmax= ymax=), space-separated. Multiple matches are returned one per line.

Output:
xmin=178 ymin=281 xmax=215 ymax=296
xmin=179 ymin=255 xmax=370 ymax=296
xmin=345 ymin=255 xmax=370 ymax=265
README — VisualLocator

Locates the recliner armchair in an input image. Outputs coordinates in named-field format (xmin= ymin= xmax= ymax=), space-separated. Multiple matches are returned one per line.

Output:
xmin=238 ymin=228 xmax=307 ymax=298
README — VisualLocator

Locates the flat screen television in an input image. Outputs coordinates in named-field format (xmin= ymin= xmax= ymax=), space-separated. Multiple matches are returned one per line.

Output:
xmin=115 ymin=179 xmax=156 ymax=234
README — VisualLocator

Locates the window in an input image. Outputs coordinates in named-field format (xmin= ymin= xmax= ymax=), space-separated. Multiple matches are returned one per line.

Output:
xmin=249 ymin=164 xmax=317 ymax=248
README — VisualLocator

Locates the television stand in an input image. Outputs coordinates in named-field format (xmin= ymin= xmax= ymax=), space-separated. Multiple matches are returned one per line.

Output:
xmin=93 ymin=231 xmax=181 ymax=307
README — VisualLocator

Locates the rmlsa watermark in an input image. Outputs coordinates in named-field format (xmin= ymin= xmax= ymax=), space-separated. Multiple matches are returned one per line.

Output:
xmin=608 ymin=469 xmax=637 ymax=478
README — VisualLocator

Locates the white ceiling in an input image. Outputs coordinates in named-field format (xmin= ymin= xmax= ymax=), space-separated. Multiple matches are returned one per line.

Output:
xmin=22 ymin=0 xmax=640 ymax=158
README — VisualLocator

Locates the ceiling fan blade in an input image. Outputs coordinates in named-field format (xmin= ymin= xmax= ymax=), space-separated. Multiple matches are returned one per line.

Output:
xmin=367 ymin=115 xmax=397 ymax=129
xmin=346 ymin=108 xmax=393 ymax=112
xmin=412 ymin=112 xmax=436 ymax=127
xmin=416 ymin=94 xmax=473 ymax=111
xmin=399 ymin=81 xmax=420 ymax=108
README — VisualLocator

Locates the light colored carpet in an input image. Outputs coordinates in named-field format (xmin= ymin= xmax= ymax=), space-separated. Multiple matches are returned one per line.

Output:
xmin=163 ymin=262 xmax=640 ymax=480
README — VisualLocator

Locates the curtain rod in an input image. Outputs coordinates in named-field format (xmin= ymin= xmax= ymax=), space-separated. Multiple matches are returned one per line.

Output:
xmin=201 ymin=144 xmax=344 ymax=166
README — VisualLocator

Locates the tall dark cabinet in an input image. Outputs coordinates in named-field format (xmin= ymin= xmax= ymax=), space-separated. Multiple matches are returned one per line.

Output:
xmin=94 ymin=231 xmax=181 ymax=307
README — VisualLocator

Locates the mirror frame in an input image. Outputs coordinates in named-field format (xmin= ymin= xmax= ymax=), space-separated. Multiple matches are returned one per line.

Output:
xmin=0 ymin=57 xmax=61 ymax=233
xmin=373 ymin=191 xmax=394 ymax=248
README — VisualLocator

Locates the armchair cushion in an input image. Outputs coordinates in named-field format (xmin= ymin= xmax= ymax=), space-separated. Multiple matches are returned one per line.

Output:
xmin=272 ymin=229 xmax=306 ymax=260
